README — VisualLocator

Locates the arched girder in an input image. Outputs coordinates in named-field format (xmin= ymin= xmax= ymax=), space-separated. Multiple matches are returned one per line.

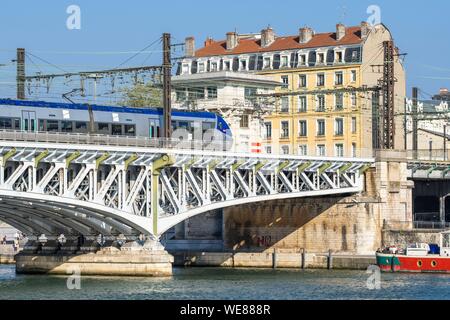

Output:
xmin=0 ymin=202 xmax=93 ymax=236
xmin=158 ymin=186 xmax=362 ymax=236
xmin=0 ymin=190 xmax=153 ymax=236
xmin=23 ymin=202 xmax=114 ymax=236
xmin=0 ymin=209 xmax=52 ymax=235
xmin=0 ymin=215 xmax=36 ymax=235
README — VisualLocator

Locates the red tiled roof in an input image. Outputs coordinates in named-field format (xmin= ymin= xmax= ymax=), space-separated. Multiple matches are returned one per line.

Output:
xmin=195 ymin=26 xmax=362 ymax=58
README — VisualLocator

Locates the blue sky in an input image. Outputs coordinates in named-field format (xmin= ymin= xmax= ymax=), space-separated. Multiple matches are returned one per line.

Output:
xmin=0 ymin=0 xmax=449 ymax=100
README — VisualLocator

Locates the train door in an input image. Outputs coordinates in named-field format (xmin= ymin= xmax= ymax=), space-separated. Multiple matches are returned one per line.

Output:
xmin=149 ymin=119 xmax=160 ymax=138
xmin=21 ymin=111 xmax=36 ymax=132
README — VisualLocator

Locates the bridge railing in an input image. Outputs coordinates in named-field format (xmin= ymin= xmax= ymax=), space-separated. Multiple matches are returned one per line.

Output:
xmin=0 ymin=129 xmax=232 ymax=152
xmin=383 ymin=219 xmax=450 ymax=230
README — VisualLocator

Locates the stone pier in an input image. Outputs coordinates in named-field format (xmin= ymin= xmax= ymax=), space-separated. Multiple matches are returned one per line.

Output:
xmin=15 ymin=239 xmax=174 ymax=277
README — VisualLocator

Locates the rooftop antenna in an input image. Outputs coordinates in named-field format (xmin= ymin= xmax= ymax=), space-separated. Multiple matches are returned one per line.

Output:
xmin=339 ymin=5 xmax=347 ymax=24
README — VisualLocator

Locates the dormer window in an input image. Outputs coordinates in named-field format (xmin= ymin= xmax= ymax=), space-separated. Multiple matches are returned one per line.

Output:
xmin=335 ymin=51 xmax=343 ymax=64
xmin=198 ymin=62 xmax=206 ymax=73
xmin=239 ymin=58 xmax=249 ymax=71
xmin=281 ymin=55 xmax=289 ymax=68
xmin=263 ymin=56 xmax=272 ymax=69
xmin=223 ymin=60 xmax=231 ymax=71
xmin=182 ymin=63 xmax=190 ymax=74
xmin=298 ymin=54 xmax=307 ymax=66
xmin=317 ymin=53 xmax=325 ymax=65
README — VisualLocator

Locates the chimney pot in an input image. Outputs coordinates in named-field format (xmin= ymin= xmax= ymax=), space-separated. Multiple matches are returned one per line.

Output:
xmin=299 ymin=27 xmax=314 ymax=43
xmin=261 ymin=27 xmax=275 ymax=48
xmin=360 ymin=21 xmax=370 ymax=40
xmin=185 ymin=37 xmax=195 ymax=57
xmin=226 ymin=32 xmax=239 ymax=50
xmin=204 ymin=37 xmax=214 ymax=47
xmin=336 ymin=23 xmax=346 ymax=41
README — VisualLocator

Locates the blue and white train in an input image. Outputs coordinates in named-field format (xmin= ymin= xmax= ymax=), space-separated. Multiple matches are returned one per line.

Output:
xmin=0 ymin=99 xmax=231 ymax=139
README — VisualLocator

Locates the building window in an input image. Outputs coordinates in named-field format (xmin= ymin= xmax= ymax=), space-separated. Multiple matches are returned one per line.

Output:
xmin=299 ymin=75 xmax=307 ymax=88
xmin=198 ymin=62 xmax=205 ymax=73
xmin=351 ymin=70 xmax=357 ymax=82
xmin=264 ymin=122 xmax=272 ymax=139
xmin=281 ymin=145 xmax=290 ymax=155
xmin=351 ymin=117 xmax=357 ymax=134
xmin=280 ymin=97 xmax=289 ymax=113
xmin=224 ymin=61 xmax=231 ymax=71
xmin=182 ymin=64 xmax=190 ymax=74
xmin=189 ymin=87 xmax=205 ymax=100
xmin=316 ymin=95 xmax=326 ymax=112
xmin=317 ymin=119 xmax=325 ymax=136
xmin=335 ymin=118 xmax=344 ymax=136
xmin=317 ymin=53 xmax=325 ymax=65
xmin=281 ymin=75 xmax=289 ymax=88
xmin=211 ymin=62 xmax=218 ymax=72
xmin=263 ymin=57 xmax=271 ymax=69
xmin=335 ymin=93 xmax=343 ymax=110
xmin=240 ymin=115 xmax=249 ymax=128
xmin=335 ymin=51 xmax=343 ymax=63
xmin=266 ymin=146 xmax=272 ymax=154
xmin=207 ymin=87 xmax=217 ymax=99
xmin=176 ymin=89 xmax=187 ymax=102
xmin=351 ymin=51 xmax=359 ymax=62
xmin=352 ymin=143 xmax=357 ymax=157
xmin=281 ymin=55 xmax=289 ymax=68
xmin=298 ymin=120 xmax=307 ymax=137
xmin=335 ymin=71 xmax=343 ymax=85
xmin=298 ymin=96 xmax=307 ymax=112
xmin=351 ymin=92 xmax=357 ymax=107
xmin=298 ymin=145 xmax=308 ymax=156
xmin=299 ymin=54 xmax=307 ymax=66
xmin=244 ymin=87 xmax=257 ymax=103
xmin=281 ymin=121 xmax=289 ymax=138
xmin=317 ymin=144 xmax=326 ymax=156
xmin=335 ymin=144 xmax=344 ymax=157
xmin=240 ymin=59 xmax=247 ymax=71
xmin=317 ymin=73 xmax=325 ymax=87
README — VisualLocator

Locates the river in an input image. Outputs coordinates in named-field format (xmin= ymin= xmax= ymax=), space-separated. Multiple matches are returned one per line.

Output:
xmin=0 ymin=265 xmax=449 ymax=300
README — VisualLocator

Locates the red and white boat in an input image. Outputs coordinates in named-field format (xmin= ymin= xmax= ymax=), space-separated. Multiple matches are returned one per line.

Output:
xmin=376 ymin=230 xmax=450 ymax=273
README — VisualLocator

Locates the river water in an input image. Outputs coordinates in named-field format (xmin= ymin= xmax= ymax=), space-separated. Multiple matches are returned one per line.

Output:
xmin=0 ymin=265 xmax=449 ymax=300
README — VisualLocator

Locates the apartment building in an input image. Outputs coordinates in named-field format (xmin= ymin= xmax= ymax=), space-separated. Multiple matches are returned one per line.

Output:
xmin=179 ymin=22 xmax=406 ymax=157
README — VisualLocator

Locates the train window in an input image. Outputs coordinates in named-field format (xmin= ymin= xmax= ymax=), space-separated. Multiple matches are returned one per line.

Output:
xmin=38 ymin=120 xmax=45 ymax=131
xmin=0 ymin=118 xmax=13 ymax=129
xmin=46 ymin=120 xmax=59 ymax=132
xmin=97 ymin=123 xmax=110 ymax=134
xmin=61 ymin=121 xmax=73 ymax=132
xmin=112 ymin=124 xmax=122 ymax=136
xmin=124 ymin=125 xmax=136 ymax=136
xmin=75 ymin=122 xmax=88 ymax=131
xmin=13 ymin=119 xmax=20 ymax=130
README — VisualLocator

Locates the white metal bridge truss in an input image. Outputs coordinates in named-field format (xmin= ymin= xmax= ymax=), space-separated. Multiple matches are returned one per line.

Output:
xmin=0 ymin=141 xmax=373 ymax=241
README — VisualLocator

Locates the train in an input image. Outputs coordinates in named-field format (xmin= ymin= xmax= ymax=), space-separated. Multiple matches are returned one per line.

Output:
xmin=0 ymin=99 xmax=232 ymax=140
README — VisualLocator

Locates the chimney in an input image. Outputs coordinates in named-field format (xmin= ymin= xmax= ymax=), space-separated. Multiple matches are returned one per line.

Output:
xmin=299 ymin=27 xmax=313 ymax=43
xmin=440 ymin=88 xmax=449 ymax=95
xmin=336 ymin=23 xmax=346 ymax=41
xmin=226 ymin=32 xmax=239 ymax=50
xmin=204 ymin=37 xmax=215 ymax=47
xmin=360 ymin=21 xmax=370 ymax=40
xmin=185 ymin=37 xmax=195 ymax=57
xmin=261 ymin=27 xmax=275 ymax=48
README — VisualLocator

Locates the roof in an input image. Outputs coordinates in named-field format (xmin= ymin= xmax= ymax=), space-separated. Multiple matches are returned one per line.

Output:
xmin=195 ymin=26 xmax=363 ymax=58
xmin=419 ymin=128 xmax=450 ymax=140
xmin=0 ymin=98 xmax=217 ymax=119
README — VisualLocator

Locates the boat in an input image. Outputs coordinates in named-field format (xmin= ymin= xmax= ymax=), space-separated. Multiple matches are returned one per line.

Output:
xmin=376 ymin=230 xmax=450 ymax=273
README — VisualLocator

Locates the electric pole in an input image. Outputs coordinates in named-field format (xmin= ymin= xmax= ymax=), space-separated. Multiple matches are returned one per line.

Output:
xmin=412 ymin=87 xmax=419 ymax=154
xmin=381 ymin=40 xmax=395 ymax=150
xmin=162 ymin=33 xmax=172 ymax=139
xmin=16 ymin=48 xmax=25 ymax=100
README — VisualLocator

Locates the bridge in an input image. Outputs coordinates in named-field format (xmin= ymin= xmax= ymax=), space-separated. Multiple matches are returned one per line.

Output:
xmin=0 ymin=132 xmax=373 ymax=243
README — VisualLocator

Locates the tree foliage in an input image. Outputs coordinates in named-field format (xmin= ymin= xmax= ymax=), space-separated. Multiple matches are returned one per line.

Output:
xmin=120 ymin=83 xmax=162 ymax=108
